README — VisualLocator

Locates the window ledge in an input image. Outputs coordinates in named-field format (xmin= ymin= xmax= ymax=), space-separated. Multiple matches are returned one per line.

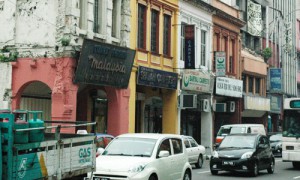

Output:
xmin=94 ymin=33 xmax=106 ymax=40
xmin=111 ymin=37 xmax=120 ymax=44
xmin=137 ymin=48 xmax=149 ymax=53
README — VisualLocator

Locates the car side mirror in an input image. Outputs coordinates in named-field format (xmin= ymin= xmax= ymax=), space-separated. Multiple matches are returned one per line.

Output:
xmin=158 ymin=150 xmax=170 ymax=158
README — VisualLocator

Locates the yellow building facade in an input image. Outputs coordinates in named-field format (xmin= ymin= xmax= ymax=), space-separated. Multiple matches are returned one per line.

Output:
xmin=128 ymin=0 xmax=179 ymax=134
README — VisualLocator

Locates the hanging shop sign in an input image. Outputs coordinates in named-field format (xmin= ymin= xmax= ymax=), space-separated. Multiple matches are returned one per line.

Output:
xmin=74 ymin=39 xmax=136 ymax=88
xmin=268 ymin=94 xmax=282 ymax=114
xmin=137 ymin=66 xmax=178 ymax=90
xmin=216 ymin=77 xmax=243 ymax=98
xmin=247 ymin=0 xmax=262 ymax=36
xmin=182 ymin=70 xmax=211 ymax=93
xmin=269 ymin=68 xmax=283 ymax=93
xmin=184 ymin=25 xmax=195 ymax=69
xmin=215 ymin=51 xmax=226 ymax=77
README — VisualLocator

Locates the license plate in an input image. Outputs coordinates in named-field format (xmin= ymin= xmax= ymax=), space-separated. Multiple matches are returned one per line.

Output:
xmin=223 ymin=161 xmax=234 ymax=165
xmin=93 ymin=177 xmax=110 ymax=180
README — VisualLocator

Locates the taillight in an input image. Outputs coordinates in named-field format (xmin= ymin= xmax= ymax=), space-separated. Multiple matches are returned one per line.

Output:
xmin=216 ymin=137 xmax=224 ymax=144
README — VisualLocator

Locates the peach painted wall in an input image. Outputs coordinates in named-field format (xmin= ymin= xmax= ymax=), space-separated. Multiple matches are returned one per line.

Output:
xmin=11 ymin=58 xmax=78 ymax=133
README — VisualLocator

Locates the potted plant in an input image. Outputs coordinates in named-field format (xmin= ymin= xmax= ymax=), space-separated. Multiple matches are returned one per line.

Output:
xmin=262 ymin=47 xmax=272 ymax=62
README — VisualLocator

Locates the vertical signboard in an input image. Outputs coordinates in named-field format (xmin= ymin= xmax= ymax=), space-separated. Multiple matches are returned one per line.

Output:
xmin=215 ymin=51 xmax=226 ymax=76
xmin=185 ymin=25 xmax=195 ymax=69
xmin=269 ymin=68 xmax=282 ymax=93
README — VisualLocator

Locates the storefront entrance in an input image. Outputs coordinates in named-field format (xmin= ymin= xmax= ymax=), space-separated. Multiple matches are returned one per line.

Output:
xmin=181 ymin=109 xmax=201 ymax=143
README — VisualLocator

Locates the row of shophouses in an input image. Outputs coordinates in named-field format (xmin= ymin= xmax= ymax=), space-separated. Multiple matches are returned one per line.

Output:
xmin=0 ymin=0 xmax=299 ymax=153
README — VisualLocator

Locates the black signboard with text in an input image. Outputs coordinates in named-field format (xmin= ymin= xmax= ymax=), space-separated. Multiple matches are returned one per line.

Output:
xmin=74 ymin=39 xmax=136 ymax=88
xmin=137 ymin=66 xmax=178 ymax=90
xmin=184 ymin=25 xmax=195 ymax=69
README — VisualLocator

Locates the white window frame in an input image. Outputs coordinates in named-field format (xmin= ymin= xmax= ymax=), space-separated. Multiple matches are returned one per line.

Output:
xmin=94 ymin=0 xmax=106 ymax=35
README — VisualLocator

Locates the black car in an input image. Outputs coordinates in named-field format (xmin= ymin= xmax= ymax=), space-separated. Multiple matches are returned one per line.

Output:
xmin=210 ymin=134 xmax=275 ymax=177
xmin=269 ymin=133 xmax=282 ymax=156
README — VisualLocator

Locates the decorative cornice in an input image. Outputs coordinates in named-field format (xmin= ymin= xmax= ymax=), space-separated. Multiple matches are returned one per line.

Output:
xmin=214 ymin=8 xmax=246 ymax=27
xmin=182 ymin=0 xmax=246 ymax=27
xmin=182 ymin=0 xmax=215 ymax=13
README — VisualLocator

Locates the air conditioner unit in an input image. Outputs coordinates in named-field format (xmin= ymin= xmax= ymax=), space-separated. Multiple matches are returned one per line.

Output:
xmin=198 ymin=99 xmax=210 ymax=112
xmin=179 ymin=94 xmax=197 ymax=109
xmin=214 ymin=103 xmax=227 ymax=112
xmin=227 ymin=101 xmax=235 ymax=112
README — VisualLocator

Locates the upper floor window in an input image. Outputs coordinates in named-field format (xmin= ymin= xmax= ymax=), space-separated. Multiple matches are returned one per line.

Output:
xmin=79 ymin=0 xmax=88 ymax=30
xmin=93 ymin=0 xmax=104 ymax=33
xmin=255 ymin=78 xmax=261 ymax=94
xmin=151 ymin=9 xmax=159 ymax=53
xmin=248 ymin=76 xmax=253 ymax=93
xmin=200 ymin=30 xmax=206 ymax=66
xmin=163 ymin=14 xmax=171 ymax=56
xmin=229 ymin=39 xmax=235 ymax=74
xmin=138 ymin=4 xmax=147 ymax=49
xmin=242 ymin=74 xmax=246 ymax=92
xmin=112 ymin=0 xmax=121 ymax=38
xmin=180 ymin=23 xmax=186 ymax=61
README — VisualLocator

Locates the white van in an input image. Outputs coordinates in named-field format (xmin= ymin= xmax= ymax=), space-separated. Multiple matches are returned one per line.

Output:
xmin=215 ymin=124 xmax=266 ymax=145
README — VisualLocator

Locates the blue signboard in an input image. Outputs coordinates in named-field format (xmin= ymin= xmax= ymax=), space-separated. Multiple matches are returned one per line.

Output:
xmin=137 ymin=66 xmax=178 ymax=89
xmin=268 ymin=94 xmax=282 ymax=114
xmin=184 ymin=25 xmax=195 ymax=69
xmin=269 ymin=68 xmax=282 ymax=93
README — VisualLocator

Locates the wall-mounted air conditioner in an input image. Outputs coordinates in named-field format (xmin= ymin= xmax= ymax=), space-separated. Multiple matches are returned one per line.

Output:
xmin=179 ymin=94 xmax=197 ymax=109
xmin=198 ymin=99 xmax=210 ymax=112
xmin=227 ymin=101 xmax=235 ymax=112
xmin=214 ymin=103 xmax=227 ymax=112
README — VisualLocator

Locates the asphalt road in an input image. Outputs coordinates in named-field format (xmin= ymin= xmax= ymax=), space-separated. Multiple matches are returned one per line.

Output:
xmin=192 ymin=157 xmax=300 ymax=179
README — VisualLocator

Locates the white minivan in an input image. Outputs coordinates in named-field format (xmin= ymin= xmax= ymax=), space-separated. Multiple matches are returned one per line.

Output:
xmin=215 ymin=124 xmax=266 ymax=145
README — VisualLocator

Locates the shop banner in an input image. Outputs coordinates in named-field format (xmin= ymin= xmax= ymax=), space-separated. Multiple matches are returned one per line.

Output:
xmin=244 ymin=96 xmax=270 ymax=111
xmin=184 ymin=25 xmax=195 ymax=69
xmin=137 ymin=66 xmax=178 ymax=90
xmin=216 ymin=77 xmax=243 ymax=98
xmin=74 ymin=39 xmax=136 ymax=88
xmin=269 ymin=68 xmax=283 ymax=93
xmin=182 ymin=70 xmax=211 ymax=93
xmin=247 ymin=0 xmax=262 ymax=36
xmin=215 ymin=51 xmax=226 ymax=77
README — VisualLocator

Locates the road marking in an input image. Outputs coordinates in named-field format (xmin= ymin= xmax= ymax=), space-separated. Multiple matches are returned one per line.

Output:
xmin=197 ymin=171 xmax=210 ymax=174
xmin=293 ymin=176 xmax=300 ymax=179
xmin=275 ymin=159 xmax=282 ymax=162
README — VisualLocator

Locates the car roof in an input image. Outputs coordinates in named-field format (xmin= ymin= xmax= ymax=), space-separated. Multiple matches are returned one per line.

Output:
xmin=221 ymin=124 xmax=264 ymax=127
xmin=94 ymin=133 xmax=114 ymax=138
xmin=117 ymin=133 xmax=183 ymax=140
xmin=225 ymin=133 xmax=261 ymax=137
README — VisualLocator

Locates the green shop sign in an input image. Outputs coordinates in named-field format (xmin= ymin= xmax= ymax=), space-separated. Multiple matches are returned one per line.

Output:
xmin=182 ymin=70 xmax=211 ymax=93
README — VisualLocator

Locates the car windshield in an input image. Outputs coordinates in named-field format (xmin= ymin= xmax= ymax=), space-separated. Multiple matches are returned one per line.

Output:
xmin=219 ymin=135 xmax=256 ymax=149
xmin=217 ymin=127 xmax=231 ymax=136
xmin=102 ymin=137 xmax=157 ymax=157
xmin=230 ymin=127 xmax=247 ymax=134
xmin=283 ymin=110 xmax=300 ymax=138
xmin=269 ymin=134 xmax=282 ymax=142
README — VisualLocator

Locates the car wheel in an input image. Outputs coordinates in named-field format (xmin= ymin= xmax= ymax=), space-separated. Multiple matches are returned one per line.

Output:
xmin=267 ymin=159 xmax=275 ymax=174
xmin=293 ymin=162 xmax=300 ymax=169
xmin=183 ymin=170 xmax=191 ymax=180
xmin=195 ymin=154 xmax=203 ymax=168
xmin=211 ymin=169 xmax=218 ymax=175
xmin=148 ymin=174 xmax=157 ymax=180
xmin=251 ymin=162 xmax=259 ymax=177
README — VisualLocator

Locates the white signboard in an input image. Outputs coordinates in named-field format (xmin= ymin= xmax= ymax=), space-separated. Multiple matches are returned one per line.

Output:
xmin=216 ymin=77 xmax=243 ymax=98
xmin=247 ymin=0 xmax=262 ymax=36
xmin=215 ymin=52 xmax=226 ymax=76
xmin=182 ymin=70 xmax=211 ymax=93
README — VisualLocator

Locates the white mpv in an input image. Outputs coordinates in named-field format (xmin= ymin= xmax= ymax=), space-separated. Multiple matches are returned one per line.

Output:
xmin=86 ymin=133 xmax=192 ymax=180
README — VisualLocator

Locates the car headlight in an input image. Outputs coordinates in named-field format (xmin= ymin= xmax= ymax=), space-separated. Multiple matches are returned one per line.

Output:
xmin=212 ymin=151 xmax=219 ymax=158
xmin=276 ymin=143 xmax=282 ymax=149
xmin=241 ymin=152 xmax=253 ymax=159
xmin=128 ymin=164 xmax=146 ymax=173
